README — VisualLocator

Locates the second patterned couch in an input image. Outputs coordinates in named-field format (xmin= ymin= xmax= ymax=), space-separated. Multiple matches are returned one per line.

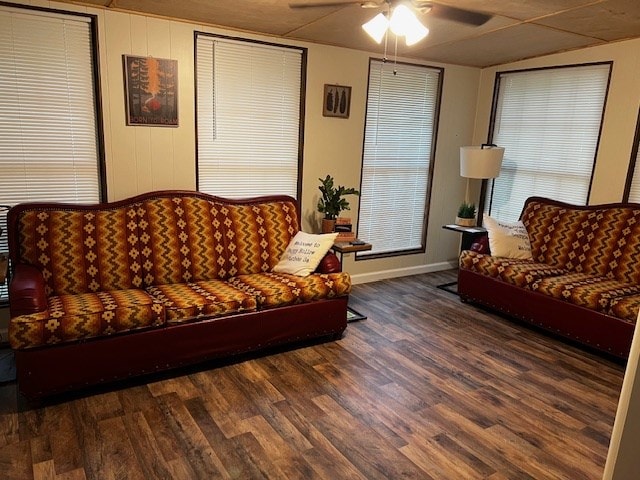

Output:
xmin=458 ymin=196 xmax=640 ymax=359
xmin=7 ymin=190 xmax=351 ymax=398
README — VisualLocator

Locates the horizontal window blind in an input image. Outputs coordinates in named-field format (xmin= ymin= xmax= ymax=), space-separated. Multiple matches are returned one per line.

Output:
xmin=358 ymin=60 xmax=441 ymax=257
xmin=626 ymin=113 xmax=640 ymax=202
xmin=486 ymin=64 xmax=610 ymax=221
xmin=0 ymin=6 xmax=100 ymax=301
xmin=196 ymin=35 xmax=303 ymax=198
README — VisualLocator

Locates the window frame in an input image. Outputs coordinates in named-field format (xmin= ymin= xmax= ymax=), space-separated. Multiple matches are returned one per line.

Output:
xmin=480 ymin=61 xmax=612 ymax=218
xmin=356 ymin=57 xmax=443 ymax=260
xmin=194 ymin=31 xmax=307 ymax=200
xmin=623 ymin=107 xmax=640 ymax=202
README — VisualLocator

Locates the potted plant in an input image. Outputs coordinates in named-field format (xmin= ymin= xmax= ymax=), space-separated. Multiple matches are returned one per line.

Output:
xmin=317 ymin=175 xmax=360 ymax=233
xmin=456 ymin=202 xmax=477 ymax=227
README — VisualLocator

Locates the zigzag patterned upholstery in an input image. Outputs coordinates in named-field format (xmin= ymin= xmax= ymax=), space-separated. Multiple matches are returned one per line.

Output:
xmin=146 ymin=280 xmax=257 ymax=324
xmin=459 ymin=251 xmax=567 ymax=288
xmin=532 ymin=273 xmax=640 ymax=312
xmin=228 ymin=271 xmax=352 ymax=308
xmin=15 ymin=206 xmax=144 ymax=296
xmin=608 ymin=295 xmax=640 ymax=323
xmin=220 ymin=202 xmax=299 ymax=277
xmin=137 ymin=196 xmax=230 ymax=286
xmin=9 ymin=192 xmax=348 ymax=350
xmin=10 ymin=289 xmax=165 ymax=349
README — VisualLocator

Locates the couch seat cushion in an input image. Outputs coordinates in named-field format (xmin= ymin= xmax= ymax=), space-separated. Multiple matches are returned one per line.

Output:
xmin=531 ymin=273 xmax=640 ymax=312
xmin=607 ymin=295 xmax=640 ymax=324
xmin=9 ymin=289 xmax=164 ymax=349
xmin=146 ymin=280 xmax=258 ymax=324
xmin=495 ymin=262 xmax=568 ymax=289
xmin=459 ymin=251 xmax=566 ymax=288
xmin=228 ymin=271 xmax=351 ymax=309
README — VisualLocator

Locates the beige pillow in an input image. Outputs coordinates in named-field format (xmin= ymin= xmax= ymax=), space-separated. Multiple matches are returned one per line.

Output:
xmin=273 ymin=231 xmax=339 ymax=277
xmin=483 ymin=214 xmax=532 ymax=259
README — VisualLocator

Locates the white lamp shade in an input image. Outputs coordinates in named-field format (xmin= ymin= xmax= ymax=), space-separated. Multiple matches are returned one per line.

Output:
xmin=362 ymin=13 xmax=389 ymax=44
xmin=404 ymin=20 xmax=429 ymax=46
xmin=460 ymin=146 xmax=505 ymax=179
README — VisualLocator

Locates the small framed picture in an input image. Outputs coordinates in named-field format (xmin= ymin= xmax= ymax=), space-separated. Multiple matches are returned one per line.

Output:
xmin=323 ymin=84 xmax=351 ymax=119
xmin=123 ymin=55 xmax=178 ymax=127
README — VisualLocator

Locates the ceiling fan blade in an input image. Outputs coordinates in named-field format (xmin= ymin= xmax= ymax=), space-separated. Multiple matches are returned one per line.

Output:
xmin=427 ymin=3 xmax=492 ymax=26
xmin=289 ymin=1 xmax=382 ymax=8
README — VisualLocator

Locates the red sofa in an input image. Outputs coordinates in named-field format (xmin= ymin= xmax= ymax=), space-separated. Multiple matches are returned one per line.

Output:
xmin=458 ymin=197 xmax=640 ymax=359
xmin=7 ymin=190 xmax=351 ymax=398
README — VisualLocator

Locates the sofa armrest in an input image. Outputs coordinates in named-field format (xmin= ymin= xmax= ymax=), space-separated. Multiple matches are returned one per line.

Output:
xmin=9 ymin=263 xmax=48 ymax=317
xmin=470 ymin=234 xmax=490 ymax=255
xmin=316 ymin=252 xmax=342 ymax=274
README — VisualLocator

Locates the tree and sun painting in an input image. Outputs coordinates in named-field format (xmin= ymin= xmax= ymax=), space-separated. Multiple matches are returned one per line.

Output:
xmin=123 ymin=55 xmax=178 ymax=126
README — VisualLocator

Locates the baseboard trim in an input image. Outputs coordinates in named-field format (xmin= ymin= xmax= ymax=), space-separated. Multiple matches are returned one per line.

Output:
xmin=350 ymin=260 xmax=457 ymax=285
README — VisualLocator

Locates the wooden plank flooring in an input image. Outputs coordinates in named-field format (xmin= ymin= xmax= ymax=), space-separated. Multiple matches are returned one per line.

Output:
xmin=0 ymin=270 xmax=625 ymax=479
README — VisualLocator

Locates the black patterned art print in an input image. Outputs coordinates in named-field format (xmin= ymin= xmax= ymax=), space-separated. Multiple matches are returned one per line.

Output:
xmin=123 ymin=55 xmax=178 ymax=127
xmin=323 ymin=84 xmax=351 ymax=119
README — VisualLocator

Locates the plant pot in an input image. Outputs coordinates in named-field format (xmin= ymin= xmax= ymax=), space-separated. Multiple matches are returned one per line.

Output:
xmin=321 ymin=218 xmax=336 ymax=233
xmin=455 ymin=216 xmax=476 ymax=227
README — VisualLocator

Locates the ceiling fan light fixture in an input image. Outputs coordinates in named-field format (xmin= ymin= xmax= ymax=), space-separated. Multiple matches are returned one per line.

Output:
xmin=362 ymin=12 xmax=389 ymax=44
xmin=362 ymin=3 xmax=429 ymax=46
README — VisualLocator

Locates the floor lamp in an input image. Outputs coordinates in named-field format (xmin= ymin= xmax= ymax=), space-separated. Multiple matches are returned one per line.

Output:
xmin=459 ymin=144 xmax=504 ymax=225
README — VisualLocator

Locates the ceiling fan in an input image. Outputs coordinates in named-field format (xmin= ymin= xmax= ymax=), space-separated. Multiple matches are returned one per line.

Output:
xmin=289 ymin=1 xmax=493 ymax=28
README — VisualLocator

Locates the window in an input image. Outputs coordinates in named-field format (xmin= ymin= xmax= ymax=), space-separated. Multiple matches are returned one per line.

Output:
xmin=0 ymin=5 xmax=103 ymax=301
xmin=358 ymin=59 xmax=442 ymax=257
xmin=483 ymin=63 xmax=611 ymax=221
xmin=195 ymin=34 xmax=305 ymax=199
xmin=624 ymin=109 xmax=640 ymax=202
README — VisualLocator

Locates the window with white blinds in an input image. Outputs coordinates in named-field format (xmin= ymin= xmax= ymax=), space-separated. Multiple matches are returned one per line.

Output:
xmin=358 ymin=59 xmax=442 ymax=257
xmin=195 ymin=34 xmax=304 ymax=199
xmin=0 ymin=6 xmax=101 ymax=301
xmin=625 ymin=110 xmax=640 ymax=202
xmin=484 ymin=63 xmax=611 ymax=221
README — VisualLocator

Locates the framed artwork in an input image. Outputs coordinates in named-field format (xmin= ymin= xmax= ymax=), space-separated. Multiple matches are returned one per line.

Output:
xmin=123 ymin=55 xmax=178 ymax=127
xmin=323 ymin=84 xmax=351 ymax=119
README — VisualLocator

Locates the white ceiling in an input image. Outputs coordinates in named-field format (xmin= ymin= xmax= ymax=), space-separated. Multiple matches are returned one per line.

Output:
xmin=62 ymin=0 xmax=640 ymax=67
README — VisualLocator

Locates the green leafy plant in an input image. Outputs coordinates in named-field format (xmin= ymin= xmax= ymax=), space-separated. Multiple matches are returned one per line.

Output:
xmin=317 ymin=175 xmax=360 ymax=220
xmin=457 ymin=202 xmax=477 ymax=219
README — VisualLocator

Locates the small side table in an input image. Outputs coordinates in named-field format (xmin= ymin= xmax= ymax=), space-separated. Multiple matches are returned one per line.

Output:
xmin=438 ymin=224 xmax=487 ymax=294
xmin=332 ymin=241 xmax=372 ymax=322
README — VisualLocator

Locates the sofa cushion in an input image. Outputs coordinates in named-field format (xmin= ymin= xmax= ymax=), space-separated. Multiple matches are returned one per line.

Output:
xmin=146 ymin=280 xmax=258 ymax=324
xmin=220 ymin=202 xmax=299 ymax=277
xmin=608 ymin=295 xmax=640 ymax=324
xmin=137 ymin=196 xmax=230 ymax=286
xmin=228 ymin=272 xmax=351 ymax=309
xmin=496 ymin=262 xmax=568 ymax=289
xmin=14 ymin=206 xmax=144 ymax=296
xmin=273 ymin=231 xmax=338 ymax=277
xmin=9 ymin=289 xmax=165 ymax=349
xmin=522 ymin=199 xmax=640 ymax=279
xmin=531 ymin=273 xmax=640 ymax=312
xmin=459 ymin=251 xmax=566 ymax=288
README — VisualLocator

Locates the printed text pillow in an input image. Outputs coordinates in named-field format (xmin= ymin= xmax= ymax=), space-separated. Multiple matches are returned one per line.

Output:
xmin=483 ymin=214 xmax=532 ymax=259
xmin=273 ymin=231 xmax=338 ymax=277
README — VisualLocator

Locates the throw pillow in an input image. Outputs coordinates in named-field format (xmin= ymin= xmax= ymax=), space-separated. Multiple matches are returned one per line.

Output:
xmin=273 ymin=231 xmax=339 ymax=277
xmin=483 ymin=214 xmax=532 ymax=259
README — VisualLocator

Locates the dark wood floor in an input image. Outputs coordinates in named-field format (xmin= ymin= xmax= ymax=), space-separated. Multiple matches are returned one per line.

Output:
xmin=0 ymin=270 xmax=625 ymax=479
